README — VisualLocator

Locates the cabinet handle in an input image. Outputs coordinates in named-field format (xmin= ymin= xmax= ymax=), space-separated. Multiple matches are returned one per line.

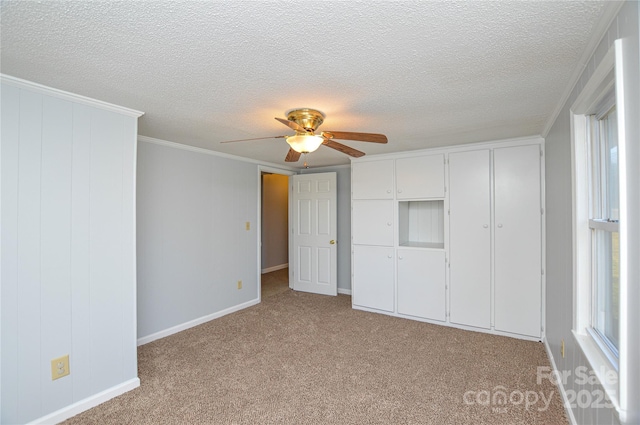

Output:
xmin=387 ymin=222 xmax=392 ymax=226
xmin=387 ymin=255 xmax=392 ymax=259
xmin=483 ymin=224 xmax=488 ymax=228
xmin=497 ymin=224 xmax=503 ymax=228
xmin=398 ymin=256 xmax=403 ymax=260
xmin=386 ymin=189 xmax=391 ymax=193
xmin=398 ymin=189 xmax=402 ymax=193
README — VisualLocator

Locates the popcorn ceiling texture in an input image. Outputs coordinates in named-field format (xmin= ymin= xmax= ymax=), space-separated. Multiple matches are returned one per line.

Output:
xmin=1 ymin=1 xmax=611 ymax=167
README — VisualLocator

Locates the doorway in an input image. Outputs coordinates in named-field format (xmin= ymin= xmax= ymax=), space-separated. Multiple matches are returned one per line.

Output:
xmin=260 ymin=171 xmax=291 ymax=299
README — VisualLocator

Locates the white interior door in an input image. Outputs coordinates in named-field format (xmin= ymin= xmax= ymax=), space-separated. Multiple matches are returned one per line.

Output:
xmin=291 ymin=172 xmax=337 ymax=296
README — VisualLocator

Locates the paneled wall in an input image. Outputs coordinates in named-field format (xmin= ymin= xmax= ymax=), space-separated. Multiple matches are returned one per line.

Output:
xmin=544 ymin=2 xmax=639 ymax=424
xmin=1 ymin=76 xmax=142 ymax=424
xmin=136 ymin=139 xmax=262 ymax=341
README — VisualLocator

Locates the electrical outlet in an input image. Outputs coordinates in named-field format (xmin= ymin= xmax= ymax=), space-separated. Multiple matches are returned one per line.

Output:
xmin=561 ymin=339 xmax=565 ymax=358
xmin=237 ymin=280 xmax=242 ymax=290
xmin=245 ymin=222 xmax=250 ymax=231
xmin=51 ymin=355 xmax=70 ymax=380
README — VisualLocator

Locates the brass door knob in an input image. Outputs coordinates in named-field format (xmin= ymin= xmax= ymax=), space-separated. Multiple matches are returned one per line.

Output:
xmin=330 ymin=240 xmax=336 ymax=245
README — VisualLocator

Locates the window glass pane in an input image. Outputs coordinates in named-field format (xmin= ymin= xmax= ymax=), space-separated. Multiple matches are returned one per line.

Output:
xmin=603 ymin=107 xmax=619 ymax=220
xmin=593 ymin=229 xmax=620 ymax=351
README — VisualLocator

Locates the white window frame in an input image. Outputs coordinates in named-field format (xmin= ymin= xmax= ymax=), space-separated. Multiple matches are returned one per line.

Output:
xmin=571 ymin=40 xmax=634 ymax=423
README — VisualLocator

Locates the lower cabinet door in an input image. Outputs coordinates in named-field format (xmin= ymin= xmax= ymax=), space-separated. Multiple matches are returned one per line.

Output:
xmin=397 ymin=249 xmax=446 ymax=321
xmin=352 ymin=245 xmax=394 ymax=312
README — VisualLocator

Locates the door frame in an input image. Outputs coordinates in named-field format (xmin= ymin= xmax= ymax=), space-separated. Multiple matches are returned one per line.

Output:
xmin=257 ymin=166 xmax=297 ymax=301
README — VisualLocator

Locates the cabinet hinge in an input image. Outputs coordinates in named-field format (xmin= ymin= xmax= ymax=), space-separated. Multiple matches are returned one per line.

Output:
xmin=448 ymin=209 xmax=450 ymax=215
xmin=444 ymin=186 xmax=447 ymax=193
xmin=540 ymin=149 xmax=544 ymax=157
xmin=541 ymin=208 xmax=544 ymax=215
xmin=541 ymin=269 xmax=545 ymax=275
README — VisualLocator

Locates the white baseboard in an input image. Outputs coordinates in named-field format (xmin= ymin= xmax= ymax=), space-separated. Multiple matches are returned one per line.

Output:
xmin=543 ymin=338 xmax=577 ymax=425
xmin=338 ymin=288 xmax=352 ymax=295
xmin=137 ymin=298 xmax=260 ymax=346
xmin=261 ymin=263 xmax=288 ymax=274
xmin=28 ymin=378 xmax=140 ymax=425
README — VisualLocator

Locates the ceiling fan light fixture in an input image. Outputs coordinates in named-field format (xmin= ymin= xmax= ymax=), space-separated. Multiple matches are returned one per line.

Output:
xmin=286 ymin=134 xmax=324 ymax=153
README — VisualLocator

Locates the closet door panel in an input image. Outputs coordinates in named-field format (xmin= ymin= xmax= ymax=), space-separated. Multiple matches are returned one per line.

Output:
xmin=397 ymin=249 xmax=445 ymax=321
xmin=352 ymin=160 xmax=394 ymax=199
xmin=352 ymin=245 xmax=395 ymax=312
xmin=494 ymin=145 xmax=542 ymax=337
xmin=448 ymin=150 xmax=491 ymax=329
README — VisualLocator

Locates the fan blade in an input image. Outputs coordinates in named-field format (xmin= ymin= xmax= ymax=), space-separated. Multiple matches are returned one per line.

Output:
xmin=321 ymin=131 xmax=387 ymax=144
xmin=275 ymin=117 xmax=307 ymax=133
xmin=285 ymin=148 xmax=301 ymax=162
xmin=221 ymin=135 xmax=286 ymax=143
xmin=322 ymin=139 xmax=366 ymax=158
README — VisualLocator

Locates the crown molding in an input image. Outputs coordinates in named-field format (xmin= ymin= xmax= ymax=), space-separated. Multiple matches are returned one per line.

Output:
xmin=541 ymin=1 xmax=624 ymax=137
xmin=1 ymin=74 xmax=144 ymax=118
xmin=137 ymin=135 xmax=299 ymax=171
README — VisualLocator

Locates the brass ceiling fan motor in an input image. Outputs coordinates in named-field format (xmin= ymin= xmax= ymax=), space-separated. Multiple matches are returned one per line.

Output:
xmin=222 ymin=107 xmax=388 ymax=163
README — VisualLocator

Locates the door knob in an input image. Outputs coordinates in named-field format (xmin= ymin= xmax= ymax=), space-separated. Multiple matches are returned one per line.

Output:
xmin=330 ymin=240 xmax=336 ymax=245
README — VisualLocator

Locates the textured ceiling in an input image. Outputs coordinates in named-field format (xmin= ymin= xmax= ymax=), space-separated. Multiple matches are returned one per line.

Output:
xmin=1 ymin=1 xmax=614 ymax=168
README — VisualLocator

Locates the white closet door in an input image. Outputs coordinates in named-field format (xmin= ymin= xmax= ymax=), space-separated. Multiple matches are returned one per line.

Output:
xmin=396 ymin=154 xmax=445 ymax=199
xmin=352 ymin=245 xmax=395 ymax=312
xmin=449 ymin=150 xmax=491 ymax=329
xmin=351 ymin=160 xmax=394 ymax=199
xmin=494 ymin=145 xmax=542 ymax=337
xmin=352 ymin=200 xmax=394 ymax=246
xmin=397 ymin=249 xmax=445 ymax=321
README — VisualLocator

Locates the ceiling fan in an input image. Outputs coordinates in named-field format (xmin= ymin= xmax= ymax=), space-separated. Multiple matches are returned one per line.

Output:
xmin=221 ymin=108 xmax=388 ymax=162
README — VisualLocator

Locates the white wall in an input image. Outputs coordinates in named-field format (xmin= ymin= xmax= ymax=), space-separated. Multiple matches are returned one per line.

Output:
xmin=1 ymin=76 xmax=141 ymax=424
xmin=301 ymin=165 xmax=352 ymax=293
xmin=136 ymin=139 xmax=263 ymax=341
xmin=544 ymin=2 xmax=639 ymax=424
xmin=261 ymin=173 xmax=289 ymax=271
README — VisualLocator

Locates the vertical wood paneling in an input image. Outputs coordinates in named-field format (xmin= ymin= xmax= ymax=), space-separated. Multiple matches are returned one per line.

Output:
xmin=16 ymin=89 xmax=44 ymax=422
xmin=40 ymin=95 xmax=74 ymax=412
xmin=120 ymin=116 xmax=138 ymax=380
xmin=89 ymin=110 xmax=125 ymax=392
xmin=1 ymin=83 xmax=21 ymax=424
xmin=2 ymin=79 xmax=140 ymax=424
xmin=70 ymin=104 xmax=93 ymax=401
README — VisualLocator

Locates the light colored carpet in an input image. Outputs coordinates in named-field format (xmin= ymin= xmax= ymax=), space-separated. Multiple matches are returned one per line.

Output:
xmin=261 ymin=268 xmax=290 ymax=299
xmin=63 ymin=291 xmax=567 ymax=424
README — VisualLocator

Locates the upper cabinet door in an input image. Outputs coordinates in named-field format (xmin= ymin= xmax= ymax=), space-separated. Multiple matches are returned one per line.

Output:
xmin=396 ymin=154 xmax=445 ymax=199
xmin=351 ymin=160 xmax=394 ymax=199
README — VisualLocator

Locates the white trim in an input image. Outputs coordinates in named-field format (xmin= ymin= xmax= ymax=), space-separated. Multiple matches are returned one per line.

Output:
xmin=541 ymin=1 xmax=624 ymax=137
xmin=543 ymin=338 xmax=578 ymax=425
xmin=0 ymin=74 xmax=144 ymax=117
xmin=139 ymin=135 xmax=299 ymax=171
xmin=338 ymin=288 xmax=352 ymax=295
xmin=352 ymin=305 xmax=542 ymax=342
xmin=350 ymin=135 xmax=544 ymax=164
xmin=27 ymin=378 xmax=140 ymax=425
xmin=573 ymin=330 xmax=620 ymax=409
xmin=261 ymin=263 xmax=288 ymax=274
xmin=257 ymin=166 xmax=298 ymax=301
xmin=136 ymin=299 xmax=260 ymax=346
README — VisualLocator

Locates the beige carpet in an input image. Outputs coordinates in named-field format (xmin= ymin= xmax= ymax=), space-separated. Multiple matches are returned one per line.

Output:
xmin=63 ymin=291 xmax=567 ymax=424
xmin=261 ymin=268 xmax=290 ymax=299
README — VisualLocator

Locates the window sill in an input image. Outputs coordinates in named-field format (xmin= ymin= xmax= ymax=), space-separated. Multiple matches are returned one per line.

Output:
xmin=572 ymin=330 xmax=620 ymax=415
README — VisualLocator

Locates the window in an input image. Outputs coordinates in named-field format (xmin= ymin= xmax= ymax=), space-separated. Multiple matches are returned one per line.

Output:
xmin=587 ymin=98 xmax=619 ymax=366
